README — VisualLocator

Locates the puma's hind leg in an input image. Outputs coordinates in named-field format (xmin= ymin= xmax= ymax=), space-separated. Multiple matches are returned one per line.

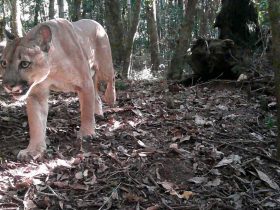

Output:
xmin=104 ymin=76 xmax=116 ymax=107
xmin=92 ymin=67 xmax=103 ymax=116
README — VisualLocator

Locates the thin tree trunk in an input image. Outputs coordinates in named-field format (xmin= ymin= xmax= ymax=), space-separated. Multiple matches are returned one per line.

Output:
xmin=0 ymin=0 xmax=5 ymax=40
xmin=122 ymin=0 xmax=141 ymax=78
xmin=57 ymin=0 xmax=64 ymax=18
xmin=34 ymin=0 xmax=41 ymax=25
xmin=127 ymin=0 xmax=132 ymax=28
xmin=49 ymin=0 xmax=55 ymax=19
xmin=145 ymin=0 xmax=160 ymax=72
xmin=268 ymin=0 xmax=280 ymax=159
xmin=104 ymin=0 xmax=124 ymax=66
xmin=199 ymin=0 xmax=208 ymax=36
xmin=167 ymin=0 xmax=198 ymax=80
xmin=73 ymin=0 xmax=81 ymax=21
xmin=82 ymin=0 xmax=89 ymax=18
xmin=10 ymin=0 xmax=22 ymax=37
xmin=41 ymin=3 xmax=47 ymax=21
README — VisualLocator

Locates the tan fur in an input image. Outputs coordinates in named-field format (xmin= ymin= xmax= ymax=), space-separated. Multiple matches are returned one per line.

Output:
xmin=0 ymin=19 xmax=116 ymax=160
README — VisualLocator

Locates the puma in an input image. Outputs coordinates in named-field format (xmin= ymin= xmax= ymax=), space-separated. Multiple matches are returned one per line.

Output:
xmin=0 ymin=19 xmax=116 ymax=160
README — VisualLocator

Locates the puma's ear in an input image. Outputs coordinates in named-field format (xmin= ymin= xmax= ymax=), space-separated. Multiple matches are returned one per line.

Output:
xmin=35 ymin=25 xmax=52 ymax=52
xmin=4 ymin=29 xmax=17 ymax=41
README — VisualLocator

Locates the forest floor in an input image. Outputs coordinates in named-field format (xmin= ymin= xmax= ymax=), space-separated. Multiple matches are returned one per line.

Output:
xmin=0 ymin=73 xmax=280 ymax=210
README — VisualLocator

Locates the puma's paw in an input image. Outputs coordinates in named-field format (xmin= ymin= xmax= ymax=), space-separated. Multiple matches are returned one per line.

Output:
xmin=17 ymin=147 xmax=46 ymax=161
xmin=104 ymin=89 xmax=116 ymax=107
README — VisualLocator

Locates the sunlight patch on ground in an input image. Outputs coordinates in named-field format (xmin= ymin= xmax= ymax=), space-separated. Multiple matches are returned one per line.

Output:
xmin=0 ymin=99 xmax=25 ymax=108
xmin=0 ymin=158 xmax=74 ymax=191
xmin=129 ymin=65 xmax=165 ymax=81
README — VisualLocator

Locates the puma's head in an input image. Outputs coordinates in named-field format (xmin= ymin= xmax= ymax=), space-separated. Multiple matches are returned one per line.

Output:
xmin=0 ymin=25 xmax=52 ymax=100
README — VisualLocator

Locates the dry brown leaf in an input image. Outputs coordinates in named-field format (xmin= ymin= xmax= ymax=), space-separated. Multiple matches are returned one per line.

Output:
xmin=180 ymin=191 xmax=194 ymax=200
xmin=159 ymin=181 xmax=175 ymax=191
xmin=69 ymin=183 xmax=89 ymax=191
xmin=146 ymin=205 xmax=160 ymax=210
xmin=256 ymin=169 xmax=279 ymax=190
xmin=53 ymin=181 xmax=69 ymax=188
xmin=123 ymin=192 xmax=144 ymax=202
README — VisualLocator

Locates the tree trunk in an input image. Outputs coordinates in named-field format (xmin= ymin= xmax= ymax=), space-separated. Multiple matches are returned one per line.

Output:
xmin=34 ymin=0 xmax=41 ymax=25
xmin=82 ymin=0 xmax=92 ymax=18
xmin=214 ymin=0 xmax=259 ymax=47
xmin=122 ymin=0 xmax=141 ymax=78
xmin=145 ymin=0 xmax=160 ymax=72
xmin=49 ymin=0 xmax=55 ymax=19
xmin=167 ymin=0 xmax=198 ymax=80
xmin=199 ymin=0 xmax=208 ymax=36
xmin=0 ymin=0 xmax=5 ymax=40
xmin=10 ymin=0 xmax=22 ymax=37
xmin=104 ymin=0 xmax=124 ymax=66
xmin=268 ymin=0 xmax=280 ymax=159
xmin=57 ymin=0 xmax=64 ymax=18
xmin=73 ymin=0 xmax=81 ymax=21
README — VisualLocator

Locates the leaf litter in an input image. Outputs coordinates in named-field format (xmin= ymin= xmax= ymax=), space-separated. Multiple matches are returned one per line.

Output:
xmin=0 ymin=78 xmax=279 ymax=209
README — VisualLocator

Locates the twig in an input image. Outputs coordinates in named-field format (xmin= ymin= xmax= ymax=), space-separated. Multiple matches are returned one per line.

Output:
xmin=46 ymin=185 xmax=65 ymax=200
xmin=98 ymin=183 xmax=121 ymax=210
xmin=0 ymin=190 xmax=23 ymax=203
xmin=161 ymin=198 xmax=174 ymax=210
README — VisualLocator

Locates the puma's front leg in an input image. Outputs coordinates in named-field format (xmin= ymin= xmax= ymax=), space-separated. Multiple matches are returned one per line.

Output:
xmin=78 ymin=82 xmax=96 ymax=137
xmin=17 ymin=92 xmax=49 ymax=160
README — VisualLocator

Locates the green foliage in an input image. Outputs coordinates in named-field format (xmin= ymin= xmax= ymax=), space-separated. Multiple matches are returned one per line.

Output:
xmin=265 ymin=114 xmax=277 ymax=129
xmin=256 ymin=0 xmax=270 ymax=26
xmin=115 ymin=80 xmax=129 ymax=90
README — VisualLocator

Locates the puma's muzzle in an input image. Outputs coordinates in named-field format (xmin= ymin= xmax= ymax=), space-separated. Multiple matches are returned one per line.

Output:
xmin=3 ymin=79 xmax=30 ymax=100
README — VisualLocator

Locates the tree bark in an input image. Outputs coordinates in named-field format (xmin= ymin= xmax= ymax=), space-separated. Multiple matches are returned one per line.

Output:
xmin=57 ymin=0 xmax=64 ymax=18
xmin=10 ymin=0 xmax=22 ymax=37
xmin=268 ymin=0 xmax=280 ymax=159
xmin=49 ymin=0 xmax=55 ymax=19
xmin=145 ymin=0 xmax=160 ymax=72
xmin=199 ymin=0 xmax=208 ymax=36
xmin=104 ymin=0 xmax=124 ymax=66
xmin=122 ymin=0 xmax=141 ymax=78
xmin=34 ymin=0 xmax=41 ymax=25
xmin=73 ymin=0 xmax=81 ymax=21
xmin=0 ymin=0 xmax=5 ymax=40
xmin=167 ymin=0 xmax=198 ymax=80
xmin=214 ymin=0 xmax=259 ymax=47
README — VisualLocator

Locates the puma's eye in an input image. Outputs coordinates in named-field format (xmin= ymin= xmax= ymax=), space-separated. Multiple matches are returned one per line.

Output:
xmin=20 ymin=61 xmax=31 ymax=69
xmin=0 ymin=60 xmax=7 ymax=68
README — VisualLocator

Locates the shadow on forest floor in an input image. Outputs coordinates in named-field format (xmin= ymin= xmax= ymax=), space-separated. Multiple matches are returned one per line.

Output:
xmin=0 ymin=77 xmax=279 ymax=209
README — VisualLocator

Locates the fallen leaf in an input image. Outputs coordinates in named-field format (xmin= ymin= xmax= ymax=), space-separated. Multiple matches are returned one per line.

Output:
xmin=132 ymin=109 xmax=143 ymax=117
xmin=23 ymin=199 xmax=37 ymax=209
xmin=69 ymin=183 xmax=89 ymax=190
xmin=137 ymin=140 xmax=148 ymax=148
xmin=75 ymin=171 xmax=83 ymax=180
xmin=169 ymin=143 xmax=178 ymax=149
xmin=256 ymin=169 xmax=279 ymax=190
xmin=123 ymin=192 xmax=144 ymax=202
xmin=205 ymin=178 xmax=221 ymax=187
xmin=159 ymin=181 xmax=175 ymax=191
xmin=53 ymin=181 xmax=69 ymax=188
xmin=215 ymin=154 xmax=241 ymax=168
xmin=179 ymin=191 xmax=194 ymax=200
xmin=146 ymin=205 xmax=160 ymax=210
xmin=188 ymin=176 xmax=207 ymax=184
